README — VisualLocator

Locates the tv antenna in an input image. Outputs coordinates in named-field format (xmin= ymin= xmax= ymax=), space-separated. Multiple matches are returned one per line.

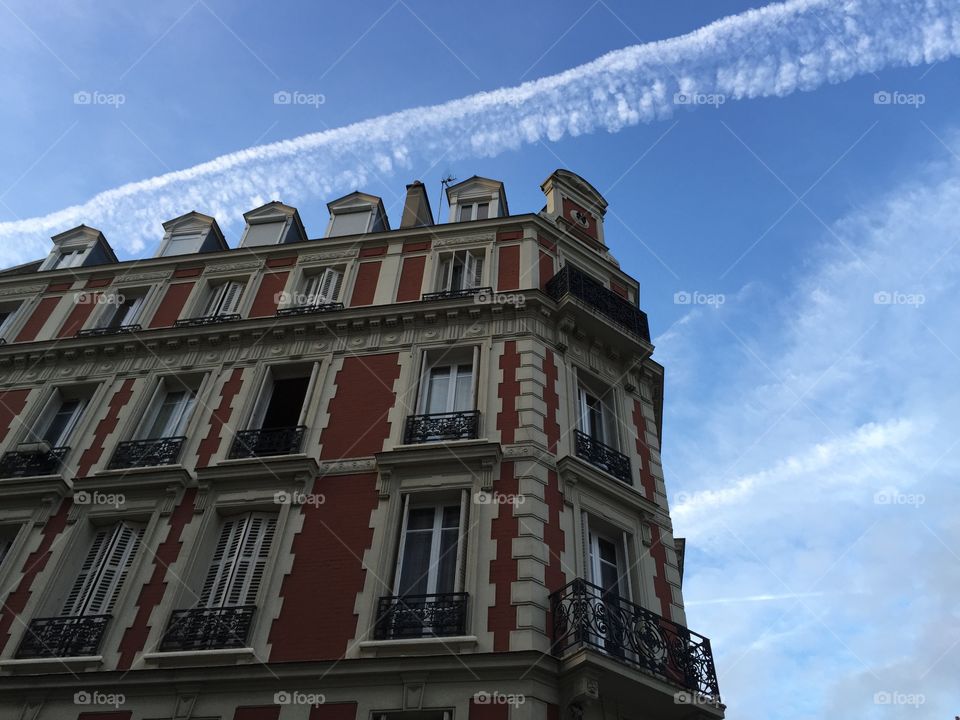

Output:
xmin=438 ymin=175 xmax=457 ymax=223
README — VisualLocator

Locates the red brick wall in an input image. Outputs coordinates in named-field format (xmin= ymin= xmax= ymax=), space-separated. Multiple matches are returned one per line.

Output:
xmin=649 ymin=523 xmax=674 ymax=620
xmin=196 ymin=368 xmax=245 ymax=468
xmin=15 ymin=295 xmax=61 ymax=341
xmin=319 ymin=354 xmax=401 ymax=460
xmin=632 ymin=399 xmax=657 ymax=502
xmin=116 ymin=488 xmax=197 ymax=668
xmin=496 ymin=341 xmax=520 ymax=445
xmin=148 ymin=282 xmax=195 ymax=328
xmin=57 ymin=293 xmax=99 ymax=338
xmin=396 ymin=255 xmax=426 ymax=302
xmin=233 ymin=708 xmax=280 ymax=720
xmin=349 ymin=262 xmax=381 ymax=306
xmin=496 ymin=245 xmax=520 ymax=291
xmin=488 ymin=461 xmax=519 ymax=651
xmin=249 ymin=271 xmax=289 ymax=317
xmin=610 ymin=281 xmax=628 ymax=298
xmin=77 ymin=378 xmax=136 ymax=477
xmin=0 ymin=388 xmax=31 ymax=445
xmin=0 ymin=499 xmax=71 ymax=654
xmin=78 ymin=713 xmax=133 ymax=720
xmin=470 ymin=696 xmax=510 ymax=720
xmin=538 ymin=250 xmax=555 ymax=289
xmin=310 ymin=703 xmax=358 ymax=720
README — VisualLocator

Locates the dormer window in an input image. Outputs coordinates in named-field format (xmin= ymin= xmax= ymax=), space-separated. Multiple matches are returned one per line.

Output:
xmin=240 ymin=202 xmax=306 ymax=248
xmin=325 ymin=192 xmax=390 ymax=238
xmin=41 ymin=226 xmax=117 ymax=271
xmin=445 ymin=177 xmax=508 ymax=224
xmin=330 ymin=211 xmax=372 ymax=237
xmin=53 ymin=248 xmax=87 ymax=269
xmin=164 ymin=232 xmax=204 ymax=257
xmin=458 ymin=202 xmax=489 ymax=222
xmin=157 ymin=212 xmax=228 ymax=258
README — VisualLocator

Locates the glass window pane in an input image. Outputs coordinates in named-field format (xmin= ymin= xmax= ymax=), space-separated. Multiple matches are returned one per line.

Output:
xmin=458 ymin=205 xmax=472 ymax=222
xmin=425 ymin=368 xmax=450 ymax=413
xmin=453 ymin=366 xmax=473 ymax=411
xmin=441 ymin=505 xmax=461 ymax=528
xmin=43 ymin=400 xmax=79 ymax=445
xmin=436 ymin=527 xmax=459 ymax=593
xmin=398 ymin=531 xmax=432 ymax=595
xmin=406 ymin=507 xmax=434 ymax=530
xmin=476 ymin=203 xmax=489 ymax=220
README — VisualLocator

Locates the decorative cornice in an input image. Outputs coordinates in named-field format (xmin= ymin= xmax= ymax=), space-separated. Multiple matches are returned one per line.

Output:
xmin=299 ymin=249 xmax=358 ymax=264
xmin=204 ymin=260 xmax=263 ymax=275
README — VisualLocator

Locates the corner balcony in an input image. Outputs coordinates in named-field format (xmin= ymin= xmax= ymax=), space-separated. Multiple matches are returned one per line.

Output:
xmin=108 ymin=436 xmax=186 ymax=469
xmin=545 ymin=265 xmax=651 ymax=343
xmin=403 ymin=411 xmax=480 ymax=444
xmin=374 ymin=593 xmax=468 ymax=640
xmin=173 ymin=313 xmax=241 ymax=328
xmin=159 ymin=606 xmax=256 ymax=652
xmin=276 ymin=301 xmax=344 ymax=318
xmin=574 ymin=430 xmax=631 ymax=483
xmin=551 ymin=579 xmax=720 ymax=702
xmin=75 ymin=324 xmax=141 ymax=338
xmin=16 ymin=615 xmax=110 ymax=659
xmin=229 ymin=426 xmax=306 ymax=459
xmin=422 ymin=286 xmax=492 ymax=302
xmin=0 ymin=445 xmax=69 ymax=478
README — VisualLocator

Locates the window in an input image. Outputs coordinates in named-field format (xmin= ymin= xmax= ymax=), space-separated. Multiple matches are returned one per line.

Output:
xmin=163 ymin=232 xmax=203 ymax=257
xmin=0 ymin=302 xmax=22 ymax=340
xmin=95 ymin=291 xmax=147 ymax=329
xmin=417 ymin=349 xmax=477 ymax=415
xmin=28 ymin=389 xmax=90 ymax=448
xmin=458 ymin=205 xmax=472 ymax=222
xmin=53 ymin=248 xmax=86 ymax=269
xmin=0 ymin=527 xmax=15 ymax=569
xmin=200 ymin=513 xmax=276 ymax=608
xmin=137 ymin=380 xmax=197 ymax=440
xmin=582 ymin=514 xmax=633 ymax=655
xmin=394 ymin=496 xmax=466 ymax=597
xmin=436 ymin=250 xmax=483 ymax=293
xmin=242 ymin=221 xmax=284 ymax=247
xmin=201 ymin=280 xmax=245 ymax=318
xmin=329 ymin=210 xmax=371 ymax=237
xmin=475 ymin=203 xmax=489 ymax=220
xmin=62 ymin=522 xmax=144 ymax=617
xmin=299 ymin=267 xmax=343 ymax=306
xmin=577 ymin=374 xmax=619 ymax=448
xmin=249 ymin=368 xmax=313 ymax=430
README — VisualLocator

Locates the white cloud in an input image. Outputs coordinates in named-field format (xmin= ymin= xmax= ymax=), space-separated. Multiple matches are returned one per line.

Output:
xmin=2 ymin=0 xmax=959 ymax=265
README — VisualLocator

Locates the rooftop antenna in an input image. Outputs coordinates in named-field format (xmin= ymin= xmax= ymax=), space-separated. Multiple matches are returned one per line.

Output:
xmin=438 ymin=175 xmax=457 ymax=224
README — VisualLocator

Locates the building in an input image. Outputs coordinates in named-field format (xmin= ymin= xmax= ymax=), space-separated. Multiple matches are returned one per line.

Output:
xmin=0 ymin=169 xmax=722 ymax=720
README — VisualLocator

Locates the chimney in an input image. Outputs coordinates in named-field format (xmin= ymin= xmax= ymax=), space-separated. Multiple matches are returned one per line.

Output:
xmin=400 ymin=181 xmax=434 ymax=229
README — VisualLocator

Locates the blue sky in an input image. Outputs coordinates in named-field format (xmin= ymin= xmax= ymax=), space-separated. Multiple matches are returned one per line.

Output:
xmin=1 ymin=1 xmax=958 ymax=717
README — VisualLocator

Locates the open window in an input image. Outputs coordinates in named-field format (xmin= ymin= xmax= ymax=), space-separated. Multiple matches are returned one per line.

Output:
xmin=406 ymin=347 xmax=480 ymax=443
xmin=435 ymin=250 xmax=484 ymax=294
xmin=27 ymin=387 xmax=92 ymax=449
xmin=0 ymin=301 xmax=23 ymax=342
xmin=200 ymin=279 xmax=246 ymax=319
xmin=0 ymin=525 xmax=18 ymax=569
xmin=300 ymin=267 xmax=344 ymax=306
xmin=577 ymin=373 xmax=619 ymax=449
xmin=92 ymin=289 xmax=149 ymax=331
xmin=63 ymin=521 xmax=144 ymax=618
xmin=230 ymin=365 xmax=316 ymax=458
xmin=582 ymin=513 xmax=634 ymax=658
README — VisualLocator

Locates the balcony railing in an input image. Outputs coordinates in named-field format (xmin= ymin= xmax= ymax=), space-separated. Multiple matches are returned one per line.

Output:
xmin=159 ymin=605 xmax=256 ymax=652
xmin=276 ymin=301 xmax=344 ymax=318
xmin=108 ymin=436 xmax=186 ymax=469
xmin=229 ymin=425 xmax=307 ymax=459
xmin=173 ymin=314 xmax=241 ymax=328
xmin=374 ymin=593 xmax=468 ymax=640
xmin=0 ymin=446 xmax=69 ymax=478
xmin=404 ymin=411 xmax=480 ymax=444
xmin=551 ymin=579 xmax=720 ymax=701
xmin=422 ymin=286 xmax=492 ymax=302
xmin=574 ymin=430 xmax=631 ymax=483
xmin=16 ymin=615 xmax=111 ymax=658
xmin=76 ymin=324 xmax=142 ymax=338
xmin=545 ymin=265 xmax=650 ymax=342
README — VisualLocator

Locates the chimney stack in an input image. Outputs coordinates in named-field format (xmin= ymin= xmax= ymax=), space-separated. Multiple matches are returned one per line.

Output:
xmin=399 ymin=181 xmax=434 ymax=229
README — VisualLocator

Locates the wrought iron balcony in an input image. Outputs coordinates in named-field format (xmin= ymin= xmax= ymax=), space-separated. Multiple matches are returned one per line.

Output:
xmin=551 ymin=579 xmax=720 ymax=701
xmin=173 ymin=313 xmax=241 ymax=328
xmin=229 ymin=425 xmax=307 ymax=459
xmin=159 ymin=605 xmax=256 ymax=652
xmin=374 ymin=592 xmax=468 ymax=640
xmin=0 ymin=446 xmax=69 ymax=478
xmin=545 ymin=265 xmax=650 ymax=342
xmin=574 ymin=430 xmax=631 ymax=483
xmin=16 ymin=615 xmax=111 ymax=658
xmin=108 ymin=436 xmax=186 ymax=469
xmin=276 ymin=301 xmax=344 ymax=318
xmin=76 ymin=324 xmax=142 ymax=338
xmin=422 ymin=286 xmax=493 ymax=302
xmin=404 ymin=411 xmax=480 ymax=444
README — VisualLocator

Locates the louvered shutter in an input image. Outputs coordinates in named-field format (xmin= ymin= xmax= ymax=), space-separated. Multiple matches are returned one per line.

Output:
xmin=62 ymin=528 xmax=111 ymax=616
xmin=467 ymin=254 xmax=483 ymax=288
xmin=200 ymin=517 xmax=244 ymax=607
xmin=438 ymin=258 xmax=452 ymax=291
xmin=317 ymin=268 xmax=343 ymax=303
xmin=202 ymin=283 xmax=228 ymax=317
xmin=302 ymin=274 xmax=323 ymax=306
xmin=202 ymin=513 xmax=277 ymax=608
xmin=218 ymin=281 xmax=244 ymax=315
xmin=62 ymin=523 xmax=143 ymax=617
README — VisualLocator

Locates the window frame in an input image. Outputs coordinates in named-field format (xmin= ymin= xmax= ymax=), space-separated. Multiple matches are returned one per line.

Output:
xmin=134 ymin=378 xmax=198 ymax=441
xmin=61 ymin=520 xmax=145 ymax=617
xmin=197 ymin=278 xmax=248 ymax=319
xmin=392 ymin=491 xmax=469 ymax=597
xmin=415 ymin=347 xmax=479 ymax=416
xmin=28 ymin=387 xmax=90 ymax=448
xmin=575 ymin=369 xmax=621 ymax=450
xmin=434 ymin=249 xmax=485 ymax=293
xmin=199 ymin=511 xmax=278 ymax=609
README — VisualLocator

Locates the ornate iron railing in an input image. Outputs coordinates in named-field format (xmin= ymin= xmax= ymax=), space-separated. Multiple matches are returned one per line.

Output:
xmin=173 ymin=314 xmax=241 ymax=328
xmin=16 ymin=615 xmax=111 ymax=658
xmin=159 ymin=605 xmax=256 ymax=652
xmin=76 ymin=324 xmax=142 ymax=338
xmin=404 ymin=411 xmax=480 ymax=444
xmin=551 ymin=579 xmax=720 ymax=700
xmin=374 ymin=593 xmax=468 ymax=640
xmin=545 ymin=265 xmax=650 ymax=342
xmin=422 ymin=286 xmax=493 ymax=302
xmin=229 ymin=426 xmax=307 ymax=459
xmin=108 ymin=436 xmax=186 ymax=469
xmin=0 ymin=446 xmax=69 ymax=478
xmin=276 ymin=302 xmax=344 ymax=317
xmin=574 ymin=430 xmax=631 ymax=483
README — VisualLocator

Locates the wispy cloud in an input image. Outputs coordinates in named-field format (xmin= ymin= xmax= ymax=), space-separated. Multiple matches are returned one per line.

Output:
xmin=1 ymin=0 xmax=958 ymax=265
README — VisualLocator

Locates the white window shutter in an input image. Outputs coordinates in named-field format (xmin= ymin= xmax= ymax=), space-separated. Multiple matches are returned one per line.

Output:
xmin=302 ymin=274 xmax=323 ymax=306
xmin=438 ymin=258 xmax=452 ymax=292
xmin=62 ymin=529 xmax=111 ymax=616
xmin=323 ymin=268 xmax=343 ymax=302
xmin=470 ymin=254 xmax=483 ymax=288
xmin=202 ymin=283 xmax=227 ymax=317
xmin=62 ymin=523 xmax=143 ymax=616
xmin=219 ymin=281 xmax=244 ymax=315
xmin=200 ymin=517 xmax=244 ymax=607
xmin=202 ymin=513 xmax=277 ymax=608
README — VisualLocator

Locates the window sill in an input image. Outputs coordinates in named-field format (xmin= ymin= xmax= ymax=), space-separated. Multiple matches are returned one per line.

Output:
xmin=357 ymin=635 xmax=479 ymax=658
xmin=0 ymin=655 xmax=102 ymax=673
xmin=85 ymin=464 xmax=192 ymax=492
xmin=141 ymin=646 xmax=257 ymax=667
xmin=0 ymin=474 xmax=71 ymax=501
